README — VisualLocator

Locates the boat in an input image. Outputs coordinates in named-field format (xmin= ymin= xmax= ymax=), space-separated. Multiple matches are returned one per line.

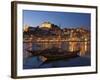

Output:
xmin=39 ymin=48 xmax=79 ymax=61
xmin=26 ymin=49 xmax=41 ymax=56
xmin=26 ymin=47 xmax=80 ymax=62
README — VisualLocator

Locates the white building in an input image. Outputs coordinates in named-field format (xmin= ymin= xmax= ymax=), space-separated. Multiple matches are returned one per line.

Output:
xmin=40 ymin=22 xmax=52 ymax=29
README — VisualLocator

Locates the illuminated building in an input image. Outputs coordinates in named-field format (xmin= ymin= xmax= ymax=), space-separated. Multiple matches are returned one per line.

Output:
xmin=40 ymin=22 xmax=52 ymax=29
xmin=24 ymin=25 xmax=29 ymax=32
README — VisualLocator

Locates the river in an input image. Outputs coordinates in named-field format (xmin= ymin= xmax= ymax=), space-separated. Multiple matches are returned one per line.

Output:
xmin=23 ymin=41 xmax=90 ymax=69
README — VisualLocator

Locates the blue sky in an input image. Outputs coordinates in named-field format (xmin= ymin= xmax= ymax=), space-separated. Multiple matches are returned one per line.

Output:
xmin=23 ymin=10 xmax=91 ymax=29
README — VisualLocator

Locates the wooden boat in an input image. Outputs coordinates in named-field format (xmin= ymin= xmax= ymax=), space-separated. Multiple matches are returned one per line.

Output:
xmin=39 ymin=49 xmax=79 ymax=61
xmin=26 ymin=49 xmax=41 ymax=56
xmin=26 ymin=47 xmax=80 ymax=62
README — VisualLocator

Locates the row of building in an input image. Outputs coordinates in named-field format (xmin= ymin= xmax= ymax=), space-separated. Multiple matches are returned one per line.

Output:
xmin=23 ymin=22 xmax=90 ymax=42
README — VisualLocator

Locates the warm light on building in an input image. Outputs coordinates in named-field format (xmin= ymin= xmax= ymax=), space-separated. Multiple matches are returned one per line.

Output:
xmin=40 ymin=22 xmax=52 ymax=29
xmin=23 ymin=22 xmax=90 ymax=56
xmin=24 ymin=25 xmax=29 ymax=32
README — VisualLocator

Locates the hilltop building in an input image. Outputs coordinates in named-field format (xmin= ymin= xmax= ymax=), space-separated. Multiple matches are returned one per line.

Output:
xmin=40 ymin=22 xmax=52 ymax=29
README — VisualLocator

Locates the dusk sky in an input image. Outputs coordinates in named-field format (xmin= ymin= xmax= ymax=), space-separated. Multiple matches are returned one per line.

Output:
xmin=23 ymin=10 xmax=91 ymax=29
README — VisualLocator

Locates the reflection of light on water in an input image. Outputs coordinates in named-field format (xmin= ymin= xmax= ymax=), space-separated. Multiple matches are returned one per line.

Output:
xmin=84 ymin=38 xmax=87 ymax=51
xmin=69 ymin=42 xmax=78 ymax=52
xmin=79 ymin=38 xmax=90 ymax=56
xmin=80 ymin=42 xmax=85 ymax=56
xmin=80 ymin=42 xmax=90 ymax=56
xmin=85 ymin=42 xmax=87 ymax=52
xmin=23 ymin=40 xmax=90 ymax=58
xmin=68 ymin=36 xmax=79 ymax=52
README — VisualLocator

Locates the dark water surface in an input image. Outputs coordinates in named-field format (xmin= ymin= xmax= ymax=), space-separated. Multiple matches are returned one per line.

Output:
xmin=23 ymin=41 xmax=90 ymax=69
xmin=23 ymin=55 xmax=90 ymax=69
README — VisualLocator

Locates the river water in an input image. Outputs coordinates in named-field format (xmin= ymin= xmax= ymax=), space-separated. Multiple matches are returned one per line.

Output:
xmin=23 ymin=41 xmax=90 ymax=69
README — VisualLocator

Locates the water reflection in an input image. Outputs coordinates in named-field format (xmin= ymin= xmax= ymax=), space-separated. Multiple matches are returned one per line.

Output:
xmin=23 ymin=40 xmax=90 ymax=69
xmin=23 ymin=41 xmax=90 ymax=58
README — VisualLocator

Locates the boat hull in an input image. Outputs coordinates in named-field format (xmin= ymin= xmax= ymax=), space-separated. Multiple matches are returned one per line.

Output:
xmin=26 ymin=47 xmax=80 ymax=62
xmin=40 ymin=51 xmax=79 ymax=61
